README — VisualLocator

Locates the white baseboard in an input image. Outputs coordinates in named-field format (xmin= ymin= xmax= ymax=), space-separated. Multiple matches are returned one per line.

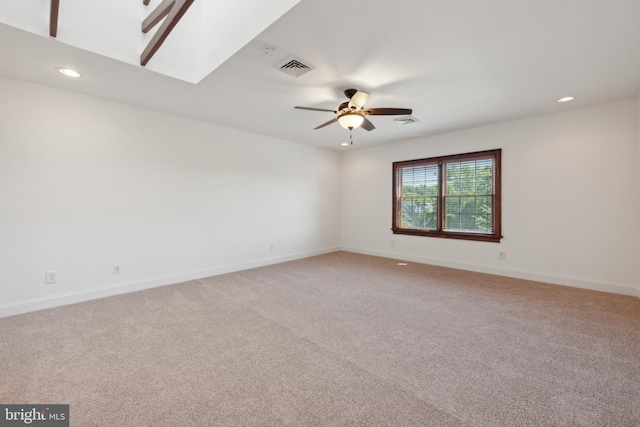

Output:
xmin=341 ymin=246 xmax=640 ymax=298
xmin=3 ymin=245 xmax=637 ymax=318
xmin=0 ymin=246 xmax=340 ymax=318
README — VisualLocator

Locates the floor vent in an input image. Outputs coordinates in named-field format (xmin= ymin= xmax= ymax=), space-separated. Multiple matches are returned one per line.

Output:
xmin=394 ymin=116 xmax=419 ymax=125
xmin=276 ymin=55 xmax=315 ymax=78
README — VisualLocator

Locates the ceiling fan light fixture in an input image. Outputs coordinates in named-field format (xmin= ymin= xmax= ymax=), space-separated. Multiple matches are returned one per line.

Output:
xmin=348 ymin=91 xmax=369 ymax=109
xmin=338 ymin=113 xmax=364 ymax=129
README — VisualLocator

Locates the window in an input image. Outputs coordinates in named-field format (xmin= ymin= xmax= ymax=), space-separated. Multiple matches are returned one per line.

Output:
xmin=392 ymin=149 xmax=502 ymax=242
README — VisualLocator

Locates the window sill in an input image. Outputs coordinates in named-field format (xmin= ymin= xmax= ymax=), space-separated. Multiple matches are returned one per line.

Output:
xmin=391 ymin=227 xmax=503 ymax=243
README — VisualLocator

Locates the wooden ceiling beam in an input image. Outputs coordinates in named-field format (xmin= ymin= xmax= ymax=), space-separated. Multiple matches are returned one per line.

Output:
xmin=50 ymin=0 xmax=59 ymax=37
xmin=141 ymin=0 xmax=194 ymax=66
xmin=142 ymin=0 xmax=173 ymax=33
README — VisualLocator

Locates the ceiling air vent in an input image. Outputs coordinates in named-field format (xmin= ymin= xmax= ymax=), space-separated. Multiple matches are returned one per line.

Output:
xmin=276 ymin=55 xmax=315 ymax=78
xmin=394 ymin=116 xmax=419 ymax=125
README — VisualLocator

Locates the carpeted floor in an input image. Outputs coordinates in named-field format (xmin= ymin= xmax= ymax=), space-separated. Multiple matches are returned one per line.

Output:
xmin=1 ymin=252 xmax=639 ymax=426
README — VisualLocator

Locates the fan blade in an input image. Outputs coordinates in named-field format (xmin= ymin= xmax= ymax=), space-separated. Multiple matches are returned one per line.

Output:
xmin=314 ymin=118 xmax=338 ymax=130
xmin=344 ymin=88 xmax=358 ymax=99
xmin=361 ymin=117 xmax=375 ymax=131
xmin=348 ymin=91 xmax=369 ymax=109
xmin=365 ymin=108 xmax=413 ymax=116
xmin=295 ymin=106 xmax=338 ymax=113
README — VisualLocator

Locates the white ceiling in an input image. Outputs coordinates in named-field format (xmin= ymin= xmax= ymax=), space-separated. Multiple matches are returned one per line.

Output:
xmin=0 ymin=0 xmax=639 ymax=151
xmin=0 ymin=0 xmax=301 ymax=83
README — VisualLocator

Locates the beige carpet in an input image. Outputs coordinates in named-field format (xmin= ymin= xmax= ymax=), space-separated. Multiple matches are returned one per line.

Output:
xmin=1 ymin=252 xmax=639 ymax=426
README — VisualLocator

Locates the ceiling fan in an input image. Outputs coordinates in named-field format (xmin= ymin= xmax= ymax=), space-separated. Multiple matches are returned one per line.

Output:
xmin=294 ymin=89 xmax=412 ymax=133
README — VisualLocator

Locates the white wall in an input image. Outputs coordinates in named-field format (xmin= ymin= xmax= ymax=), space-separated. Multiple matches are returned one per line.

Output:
xmin=1 ymin=77 xmax=637 ymax=319
xmin=341 ymin=98 xmax=640 ymax=297
xmin=0 ymin=77 xmax=341 ymax=317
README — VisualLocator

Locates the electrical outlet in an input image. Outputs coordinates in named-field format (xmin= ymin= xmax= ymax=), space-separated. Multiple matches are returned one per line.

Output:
xmin=113 ymin=265 xmax=121 ymax=274
xmin=269 ymin=244 xmax=275 ymax=252
xmin=390 ymin=240 xmax=396 ymax=247
xmin=498 ymin=251 xmax=506 ymax=260
xmin=45 ymin=271 xmax=57 ymax=284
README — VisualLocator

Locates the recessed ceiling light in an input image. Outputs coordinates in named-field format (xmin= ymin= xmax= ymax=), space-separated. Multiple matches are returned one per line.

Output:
xmin=341 ymin=142 xmax=349 ymax=146
xmin=56 ymin=67 xmax=82 ymax=78
xmin=557 ymin=96 xmax=575 ymax=103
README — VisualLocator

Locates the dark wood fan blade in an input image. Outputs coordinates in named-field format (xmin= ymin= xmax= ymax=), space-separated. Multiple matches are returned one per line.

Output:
xmin=361 ymin=117 xmax=375 ymax=131
xmin=365 ymin=108 xmax=413 ymax=116
xmin=295 ymin=106 xmax=337 ymax=113
xmin=314 ymin=118 xmax=338 ymax=130
xmin=344 ymin=88 xmax=358 ymax=99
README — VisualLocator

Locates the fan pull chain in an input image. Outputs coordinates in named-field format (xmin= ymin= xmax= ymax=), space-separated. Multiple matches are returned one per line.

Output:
xmin=350 ymin=129 xmax=354 ymax=145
